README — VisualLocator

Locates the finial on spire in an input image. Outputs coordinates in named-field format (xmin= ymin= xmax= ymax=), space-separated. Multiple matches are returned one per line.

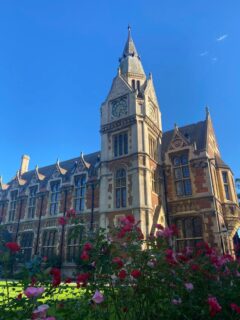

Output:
xmin=128 ymin=24 xmax=131 ymax=38
xmin=56 ymin=158 xmax=60 ymax=166
xmin=205 ymin=105 xmax=210 ymax=116
xmin=174 ymin=123 xmax=178 ymax=131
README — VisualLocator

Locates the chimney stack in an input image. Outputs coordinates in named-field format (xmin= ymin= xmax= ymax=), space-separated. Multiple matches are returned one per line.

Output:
xmin=20 ymin=155 xmax=30 ymax=175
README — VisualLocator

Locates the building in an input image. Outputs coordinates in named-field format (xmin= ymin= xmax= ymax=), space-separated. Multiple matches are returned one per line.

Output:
xmin=0 ymin=28 xmax=240 ymax=269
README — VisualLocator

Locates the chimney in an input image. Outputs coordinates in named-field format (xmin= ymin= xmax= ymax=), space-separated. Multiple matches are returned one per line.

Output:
xmin=20 ymin=155 xmax=30 ymax=175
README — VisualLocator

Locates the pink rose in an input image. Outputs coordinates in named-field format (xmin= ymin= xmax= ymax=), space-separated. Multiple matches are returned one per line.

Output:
xmin=24 ymin=286 xmax=44 ymax=298
xmin=92 ymin=290 xmax=104 ymax=304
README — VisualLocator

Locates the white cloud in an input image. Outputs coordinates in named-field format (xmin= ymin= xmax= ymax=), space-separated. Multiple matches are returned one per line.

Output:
xmin=216 ymin=34 xmax=228 ymax=41
xmin=200 ymin=51 xmax=208 ymax=56
xmin=212 ymin=57 xmax=218 ymax=63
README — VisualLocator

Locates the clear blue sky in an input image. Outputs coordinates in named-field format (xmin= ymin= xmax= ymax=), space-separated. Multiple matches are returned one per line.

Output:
xmin=0 ymin=1 xmax=240 ymax=182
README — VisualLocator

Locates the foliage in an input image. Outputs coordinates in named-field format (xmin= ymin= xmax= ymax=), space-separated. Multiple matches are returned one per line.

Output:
xmin=0 ymin=213 xmax=240 ymax=320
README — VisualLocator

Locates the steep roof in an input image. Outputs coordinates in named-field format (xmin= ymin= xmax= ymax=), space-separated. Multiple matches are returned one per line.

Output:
xmin=162 ymin=120 xmax=207 ymax=154
xmin=119 ymin=27 xmax=145 ymax=76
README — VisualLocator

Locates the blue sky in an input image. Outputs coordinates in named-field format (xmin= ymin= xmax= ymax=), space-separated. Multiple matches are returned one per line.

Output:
xmin=0 ymin=1 xmax=240 ymax=182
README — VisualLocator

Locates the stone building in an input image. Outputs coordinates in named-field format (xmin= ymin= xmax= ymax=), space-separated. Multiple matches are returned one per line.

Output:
xmin=0 ymin=28 xmax=240 ymax=268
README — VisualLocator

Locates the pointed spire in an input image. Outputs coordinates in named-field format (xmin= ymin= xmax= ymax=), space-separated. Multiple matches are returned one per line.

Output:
xmin=205 ymin=105 xmax=210 ymax=119
xmin=119 ymin=26 xmax=145 ymax=77
xmin=174 ymin=123 xmax=179 ymax=131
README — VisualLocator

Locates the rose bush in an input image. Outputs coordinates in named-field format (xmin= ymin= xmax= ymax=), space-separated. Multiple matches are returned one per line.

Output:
xmin=0 ymin=213 xmax=240 ymax=319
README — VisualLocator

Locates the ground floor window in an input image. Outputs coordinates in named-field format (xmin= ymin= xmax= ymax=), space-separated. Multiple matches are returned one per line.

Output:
xmin=66 ymin=227 xmax=84 ymax=263
xmin=41 ymin=229 xmax=58 ymax=258
xmin=20 ymin=232 xmax=34 ymax=261
xmin=175 ymin=216 xmax=203 ymax=251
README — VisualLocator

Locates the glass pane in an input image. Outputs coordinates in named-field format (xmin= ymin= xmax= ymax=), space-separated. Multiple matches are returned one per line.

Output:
xmin=181 ymin=154 xmax=188 ymax=165
xmin=124 ymin=133 xmax=128 ymax=154
xmin=184 ymin=218 xmax=193 ymax=238
xmin=173 ymin=157 xmax=180 ymax=166
xmin=176 ymin=181 xmax=184 ymax=196
xmin=224 ymin=185 xmax=230 ymax=200
xmin=184 ymin=179 xmax=192 ymax=195
xmin=174 ymin=168 xmax=182 ymax=179
xmin=116 ymin=189 xmax=120 ymax=208
xmin=121 ymin=188 xmax=126 ymax=207
xmin=222 ymin=172 xmax=228 ymax=184
xmin=182 ymin=166 xmax=190 ymax=178
xmin=193 ymin=217 xmax=202 ymax=237
xmin=119 ymin=134 xmax=123 ymax=156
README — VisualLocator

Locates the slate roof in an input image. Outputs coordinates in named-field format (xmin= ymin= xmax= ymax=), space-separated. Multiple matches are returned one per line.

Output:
xmin=8 ymin=151 xmax=100 ymax=186
xmin=162 ymin=120 xmax=207 ymax=154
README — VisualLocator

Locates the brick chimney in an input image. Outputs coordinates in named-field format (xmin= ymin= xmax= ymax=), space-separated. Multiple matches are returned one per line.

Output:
xmin=20 ymin=155 xmax=30 ymax=175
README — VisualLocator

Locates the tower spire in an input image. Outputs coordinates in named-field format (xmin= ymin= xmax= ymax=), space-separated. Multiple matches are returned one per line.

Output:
xmin=119 ymin=26 xmax=145 ymax=77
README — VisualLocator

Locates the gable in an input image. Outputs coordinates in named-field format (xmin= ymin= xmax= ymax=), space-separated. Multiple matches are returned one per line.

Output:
xmin=105 ymin=74 xmax=132 ymax=102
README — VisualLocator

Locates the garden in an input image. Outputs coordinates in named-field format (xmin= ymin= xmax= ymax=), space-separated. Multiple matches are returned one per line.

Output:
xmin=1 ymin=212 xmax=240 ymax=320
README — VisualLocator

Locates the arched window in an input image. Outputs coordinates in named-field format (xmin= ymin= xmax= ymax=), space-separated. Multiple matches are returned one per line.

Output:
xmin=20 ymin=232 xmax=34 ymax=262
xmin=115 ymin=169 xmax=127 ymax=208
xmin=175 ymin=216 xmax=203 ymax=250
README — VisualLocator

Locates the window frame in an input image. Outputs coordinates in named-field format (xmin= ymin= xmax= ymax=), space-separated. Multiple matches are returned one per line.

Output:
xmin=113 ymin=131 xmax=128 ymax=158
xmin=8 ymin=190 xmax=18 ymax=222
xmin=66 ymin=227 xmax=84 ymax=263
xmin=74 ymin=175 xmax=86 ymax=212
xmin=172 ymin=154 xmax=192 ymax=197
xmin=20 ymin=232 xmax=34 ymax=262
xmin=41 ymin=229 xmax=57 ymax=258
xmin=222 ymin=171 xmax=231 ymax=201
xmin=149 ymin=135 xmax=158 ymax=161
xmin=28 ymin=185 xmax=38 ymax=219
xmin=49 ymin=180 xmax=61 ymax=215
xmin=115 ymin=168 xmax=127 ymax=209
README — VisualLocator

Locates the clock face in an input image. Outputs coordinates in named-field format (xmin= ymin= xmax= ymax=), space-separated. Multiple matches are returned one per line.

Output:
xmin=111 ymin=97 xmax=128 ymax=118
xmin=148 ymin=103 xmax=157 ymax=123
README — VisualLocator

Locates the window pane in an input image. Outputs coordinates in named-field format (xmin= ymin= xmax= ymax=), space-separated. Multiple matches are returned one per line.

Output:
xmin=124 ymin=133 xmax=128 ymax=154
xmin=121 ymin=188 xmax=126 ymax=207
xmin=181 ymin=154 xmax=188 ymax=165
xmin=116 ymin=189 xmax=120 ymax=208
xmin=222 ymin=172 xmax=228 ymax=184
xmin=184 ymin=218 xmax=193 ymax=238
xmin=184 ymin=179 xmax=192 ymax=195
xmin=193 ymin=217 xmax=202 ymax=237
xmin=176 ymin=181 xmax=184 ymax=196
xmin=173 ymin=157 xmax=180 ymax=166
xmin=182 ymin=166 xmax=190 ymax=178
xmin=224 ymin=185 xmax=230 ymax=200
xmin=174 ymin=168 xmax=182 ymax=179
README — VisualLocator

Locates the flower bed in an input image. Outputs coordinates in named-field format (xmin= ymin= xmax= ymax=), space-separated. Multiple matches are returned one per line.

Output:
xmin=0 ymin=213 xmax=240 ymax=319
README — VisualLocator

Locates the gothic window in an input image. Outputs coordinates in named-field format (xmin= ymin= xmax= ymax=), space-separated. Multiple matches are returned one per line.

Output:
xmin=28 ymin=186 xmax=38 ymax=219
xmin=137 ymin=80 xmax=140 ymax=92
xmin=41 ymin=229 xmax=57 ymax=258
xmin=149 ymin=136 xmax=157 ymax=161
xmin=113 ymin=132 xmax=128 ymax=157
xmin=152 ymin=170 xmax=159 ymax=193
xmin=9 ymin=190 xmax=18 ymax=222
xmin=175 ymin=216 xmax=203 ymax=250
xmin=173 ymin=154 xmax=192 ymax=196
xmin=66 ymin=228 xmax=83 ymax=263
xmin=20 ymin=232 xmax=34 ymax=262
xmin=50 ymin=181 xmax=61 ymax=215
xmin=222 ymin=172 xmax=231 ymax=200
xmin=115 ymin=169 xmax=127 ymax=208
xmin=74 ymin=175 xmax=86 ymax=212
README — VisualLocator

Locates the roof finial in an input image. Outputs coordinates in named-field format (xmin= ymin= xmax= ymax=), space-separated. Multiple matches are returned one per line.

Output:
xmin=205 ymin=105 xmax=210 ymax=117
xmin=174 ymin=123 xmax=179 ymax=131
xmin=128 ymin=24 xmax=131 ymax=38
xmin=0 ymin=175 xmax=2 ymax=184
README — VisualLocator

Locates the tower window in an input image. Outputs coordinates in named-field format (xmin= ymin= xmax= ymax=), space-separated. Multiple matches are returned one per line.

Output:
xmin=113 ymin=132 xmax=128 ymax=157
xmin=149 ymin=136 xmax=157 ymax=161
xmin=222 ymin=171 xmax=231 ymax=200
xmin=50 ymin=181 xmax=61 ymax=215
xmin=137 ymin=80 xmax=140 ymax=92
xmin=28 ymin=186 xmax=38 ymax=219
xmin=173 ymin=154 xmax=192 ymax=196
xmin=175 ymin=216 xmax=203 ymax=250
xmin=74 ymin=175 xmax=86 ymax=212
xmin=132 ymin=79 xmax=136 ymax=90
xmin=115 ymin=169 xmax=127 ymax=208
xmin=9 ymin=190 xmax=18 ymax=222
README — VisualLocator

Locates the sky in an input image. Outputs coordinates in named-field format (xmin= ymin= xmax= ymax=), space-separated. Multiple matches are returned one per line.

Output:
xmin=0 ymin=1 xmax=240 ymax=183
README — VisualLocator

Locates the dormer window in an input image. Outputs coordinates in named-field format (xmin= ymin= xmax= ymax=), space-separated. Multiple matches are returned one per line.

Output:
xmin=9 ymin=190 xmax=18 ymax=222
xmin=173 ymin=154 xmax=192 ymax=196
xmin=50 ymin=181 xmax=61 ymax=215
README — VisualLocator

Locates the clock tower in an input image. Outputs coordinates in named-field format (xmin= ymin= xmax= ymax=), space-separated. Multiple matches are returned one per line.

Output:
xmin=99 ymin=27 xmax=165 ymax=236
